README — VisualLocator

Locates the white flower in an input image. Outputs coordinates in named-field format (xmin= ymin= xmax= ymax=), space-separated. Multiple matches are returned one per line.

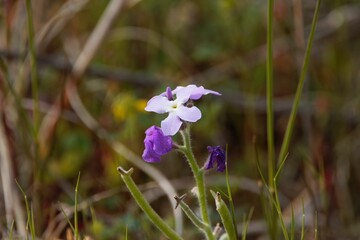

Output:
xmin=145 ymin=85 xmax=221 ymax=136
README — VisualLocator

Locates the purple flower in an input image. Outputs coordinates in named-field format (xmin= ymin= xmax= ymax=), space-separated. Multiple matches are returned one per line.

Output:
xmin=145 ymin=85 xmax=221 ymax=136
xmin=142 ymin=126 xmax=173 ymax=162
xmin=204 ymin=146 xmax=226 ymax=172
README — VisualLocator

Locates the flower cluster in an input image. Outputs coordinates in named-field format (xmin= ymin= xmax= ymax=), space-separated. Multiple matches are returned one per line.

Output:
xmin=142 ymin=84 xmax=225 ymax=172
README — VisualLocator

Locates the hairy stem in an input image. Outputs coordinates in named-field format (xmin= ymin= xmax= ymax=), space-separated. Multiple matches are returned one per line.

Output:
xmin=118 ymin=167 xmax=183 ymax=240
xmin=174 ymin=195 xmax=212 ymax=236
xmin=179 ymin=127 xmax=215 ymax=240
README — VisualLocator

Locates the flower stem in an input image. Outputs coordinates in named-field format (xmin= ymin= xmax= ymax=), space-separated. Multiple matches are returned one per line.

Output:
xmin=179 ymin=128 xmax=215 ymax=240
xmin=174 ymin=195 xmax=211 ymax=235
xmin=118 ymin=167 xmax=183 ymax=240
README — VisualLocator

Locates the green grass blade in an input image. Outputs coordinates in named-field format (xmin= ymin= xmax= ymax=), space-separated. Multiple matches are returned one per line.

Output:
xmin=314 ymin=211 xmax=318 ymax=240
xmin=290 ymin=205 xmax=295 ymax=240
xmin=301 ymin=200 xmax=305 ymax=240
xmin=270 ymin=184 xmax=289 ymax=240
xmin=25 ymin=0 xmax=40 ymax=135
xmin=58 ymin=204 xmax=75 ymax=233
xmin=9 ymin=220 xmax=15 ymax=240
xmin=274 ymin=152 xmax=289 ymax=181
xmin=253 ymin=138 xmax=267 ymax=187
xmin=30 ymin=204 xmax=35 ymax=239
xmin=241 ymin=207 xmax=254 ymax=240
xmin=224 ymin=145 xmax=238 ymax=237
xmin=74 ymin=172 xmax=81 ymax=240
xmin=278 ymin=0 xmax=322 ymax=163
xmin=266 ymin=0 xmax=275 ymax=190
xmin=254 ymin=137 xmax=273 ymax=235
xmin=15 ymin=180 xmax=35 ymax=239
xmin=125 ymin=224 xmax=128 ymax=240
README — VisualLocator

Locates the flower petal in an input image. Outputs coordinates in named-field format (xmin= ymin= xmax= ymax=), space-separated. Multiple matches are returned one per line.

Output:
xmin=205 ymin=146 xmax=226 ymax=172
xmin=161 ymin=113 xmax=183 ymax=136
xmin=142 ymin=126 xmax=173 ymax=162
xmin=152 ymin=130 xmax=173 ymax=155
xmin=202 ymin=89 xmax=221 ymax=97
xmin=172 ymin=86 xmax=191 ymax=103
xmin=204 ymin=156 xmax=214 ymax=170
xmin=176 ymin=105 xmax=201 ymax=122
xmin=166 ymin=86 xmax=173 ymax=100
xmin=173 ymin=84 xmax=221 ymax=100
xmin=142 ymin=141 xmax=161 ymax=162
xmin=145 ymin=96 xmax=170 ymax=113
xmin=172 ymin=85 xmax=192 ymax=100
xmin=186 ymin=86 xmax=205 ymax=100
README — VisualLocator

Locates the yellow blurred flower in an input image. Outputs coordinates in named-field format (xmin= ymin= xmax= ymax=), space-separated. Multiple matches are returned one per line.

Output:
xmin=135 ymin=99 xmax=147 ymax=112
xmin=111 ymin=94 xmax=147 ymax=122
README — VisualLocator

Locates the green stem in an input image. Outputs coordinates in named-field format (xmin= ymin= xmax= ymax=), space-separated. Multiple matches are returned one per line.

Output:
xmin=74 ymin=173 xmax=81 ymax=240
xmin=118 ymin=167 xmax=183 ymax=240
xmin=301 ymin=200 xmax=305 ymax=240
xmin=174 ymin=195 xmax=213 ymax=237
xmin=314 ymin=211 xmax=318 ymax=240
xmin=16 ymin=180 xmax=36 ymax=239
xmin=180 ymin=128 xmax=208 ymax=222
xmin=225 ymin=145 xmax=238 ymax=237
xmin=179 ymin=128 xmax=214 ymax=240
xmin=9 ymin=220 xmax=15 ymax=239
xmin=278 ymin=0 xmax=322 ymax=163
xmin=25 ymin=0 xmax=39 ymax=136
xmin=180 ymin=128 xmax=200 ymax=174
xmin=241 ymin=207 xmax=254 ymax=240
xmin=273 ymin=179 xmax=289 ymax=240
xmin=25 ymin=1 xmax=42 ymax=230
xmin=266 ymin=0 xmax=275 ymax=188
xmin=266 ymin=0 xmax=278 ymax=238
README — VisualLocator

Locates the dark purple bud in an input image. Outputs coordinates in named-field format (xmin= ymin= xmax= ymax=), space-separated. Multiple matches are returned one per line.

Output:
xmin=204 ymin=146 xmax=226 ymax=172
xmin=142 ymin=126 xmax=173 ymax=162
xmin=166 ymin=86 xmax=173 ymax=100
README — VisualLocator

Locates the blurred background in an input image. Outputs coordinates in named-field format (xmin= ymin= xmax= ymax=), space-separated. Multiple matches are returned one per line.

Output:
xmin=1 ymin=0 xmax=360 ymax=239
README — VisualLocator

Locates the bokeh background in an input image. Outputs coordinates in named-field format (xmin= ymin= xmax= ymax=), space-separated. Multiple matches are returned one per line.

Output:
xmin=1 ymin=0 xmax=360 ymax=239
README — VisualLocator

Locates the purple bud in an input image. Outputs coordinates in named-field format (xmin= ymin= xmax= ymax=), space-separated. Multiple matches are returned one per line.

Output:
xmin=142 ymin=126 xmax=173 ymax=162
xmin=166 ymin=86 xmax=173 ymax=100
xmin=204 ymin=146 xmax=226 ymax=172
